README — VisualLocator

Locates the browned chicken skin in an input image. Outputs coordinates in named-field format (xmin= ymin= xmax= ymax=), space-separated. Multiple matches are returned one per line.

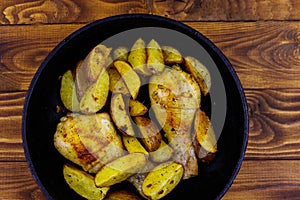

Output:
xmin=54 ymin=113 xmax=126 ymax=173
xmin=149 ymin=66 xmax=201 ymax=179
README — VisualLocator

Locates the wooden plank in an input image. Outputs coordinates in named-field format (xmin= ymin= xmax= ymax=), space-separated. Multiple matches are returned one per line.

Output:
xmin=1 ymin=89 xmax=300 ymax=161
xmin=245 ymin=89 xmax=300 ymax=159
xmin=0 ymin=160 xmax=299 ymax=199
xmin=0 ymin=24 xmax=81 ymax=92
xmin=0 ymin=162 xmax=46 ymax=200
xmin=151 ymin=0 xmax=300 ymax=21
xmin=188 ymin=21 xmax=300 ymax=90
xmin=1 ymin=0 xmax=300 ymax=24
xmin=0 ymin=0 xmax=148 ymax=24
xmin=223 ymin=160 xmax=300 ymax=200
xmin=1 ymin=22 xmax=300 ymax=92
xmin=0 ymin=92 xmax=25 ymax=161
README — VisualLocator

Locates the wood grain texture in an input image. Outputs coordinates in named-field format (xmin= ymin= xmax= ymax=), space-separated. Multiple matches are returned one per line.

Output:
xmin=0 ymin=24 xmax=80 ymax=91
xmin=0 ymin=1 xmax=299 ymax=200
xmin=0 ymin=0 xmax=147 ymax=24
xmin=245 ymin=89 xmax=300 ymax=159
xmin=151 ymin=0 xmax=300 ymax=21
xmin=223 ymin=160 xmax=300 ymax=200
xmin=189 ymin=21 xmax=300 ymax=89
xmin=1 ymin=0 xmax=300 ymax=24
xmin=0 ymin=92 xmax=25 ymax=161
xmin=1 ymin=89 xmax=300 ymax=161
xmin=0 ymin=162 xmax=46 ymax=200
xmin=0 ymin=22 xmax=299 ymax=92
xmin=0 ymin=160 xmax=299 ymax=200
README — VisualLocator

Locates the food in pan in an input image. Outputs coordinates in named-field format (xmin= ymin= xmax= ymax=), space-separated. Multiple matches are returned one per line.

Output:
xmin=60 ymin=70 xmax=80 ymax=112
xmin=113 ymin=60 xmax=141 ymax=100
xmin=54 ymin=38 xmax=217 ymax=199
xmin=149 ymin=66 xmax=201 ymax=179
xmin=128 ymin=38 xmax=151 ymax=76
xmin=147 ymin=39 xmax=165 ymax=74
xmin=141 ymin=162 xmax=184 ymax=200
xmin=54 ymin=113 xmax=125 ymax=173
xmin=63 ymin=164 xmax=110 ymax=200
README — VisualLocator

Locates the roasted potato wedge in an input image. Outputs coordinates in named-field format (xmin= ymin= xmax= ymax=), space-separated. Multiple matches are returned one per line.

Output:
xmin=63 ymin=164 xmax=110 ymax=200
xmin=147 ymin=39 xmax=165 ymax=74
xmin=142 ymin=162 xmax=184 ymax=200
xmin=134 ymin=116 xmax=162 ymax=152
xmin=194 ymin=109 xmax=217 ymax=155
xmin=162 ymin=46 xmax=183 ymax=65
xmin=104 ymin=190 xmax=141 ymax=200
xmin=184 ymin=56 xmax=211 ymax=96
xmin=129 ymin=99 xmax=148 ymax=116
xmin=79 ymin=70 xmax=109 ymax=113
xmin=122 ymin=135 xmax=148 ymax=155
xmin=149 ymin=140 xmax=173 ymax=163
xmin=113 ymin=46 xmax=129 ymax=61
xmin=95 ymin=153 xmax=147 ymax=187
xmin=110 ymin=93 xmax=135 ymax=137
xmin=127 ymin=160 xmax=155 ymax=199
xmin=81 ymin=44 xmax=112 ymax=83
xmin=74 ymin=60 xmax=89 ymax=100
xmin=192 ymin=137 xmax=216 ymax=163
xmin=107 ymin=67 xmax=130 ymax=95
xmin=128 ymin=38 xmax=151 ymax=76
xmin=75 ymin=45 xmax=111 ymax=99
xmin=60 ymin=70 xmax=80 ymax=112
xmin=114 ymin=60 xmax=141 ymax=99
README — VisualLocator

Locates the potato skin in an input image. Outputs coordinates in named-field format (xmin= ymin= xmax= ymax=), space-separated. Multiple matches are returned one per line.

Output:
xmin=142 ymin=162 xmax=184 ymax=200
xmin=107 ymin=67 xmax=130 ymax=95
xmin=74 ymin=60 xmax=89 ymax=100
xmin=110 ymin=93 xmax=135 ymax=137
xmin=162 ymin=46 xmax=183 ymax=65
xmin=75 ymin=45 xmax=111 ymax=101
xmin=82 ymin=44 xmax=112 ymax=83
xmin=134 ymin=116 xmax=162 ymax=152
xmin=60 ymin=70 xmax=80 ymax=112
xmin=95 ymin=153 xmax=147 ymax=187
xmin=184 ymin=56 xmax=211 ymax=96
xmin=129 ymin=99 xmax=148 ymax=116
xmin=128 ymin=38 xmax=151 ymax=76
xmin=63 ymin=164 xmax=110 ymax=200
xmin=113 ymin=46 xmax=129 ymax=61
xmin=193 ymin=109 xmax=217 ymax=161
xmin=147 ymin=39 xmax=165 ymax=74
xmin=114 ymin=60 xmax=141 ymax=100
xmin=122 ymin=135 xmax=148 ymax=155
xmin=79 ymin=70 xmax=109 ymax=114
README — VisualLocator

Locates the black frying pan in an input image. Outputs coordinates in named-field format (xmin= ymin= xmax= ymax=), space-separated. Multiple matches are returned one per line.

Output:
xmin=22 ymin=14 xmax=248 ymax=200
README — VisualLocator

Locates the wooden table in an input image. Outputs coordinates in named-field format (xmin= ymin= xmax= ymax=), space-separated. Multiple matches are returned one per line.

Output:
xmin=1 ymin=1 xmax=300 ymax=199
